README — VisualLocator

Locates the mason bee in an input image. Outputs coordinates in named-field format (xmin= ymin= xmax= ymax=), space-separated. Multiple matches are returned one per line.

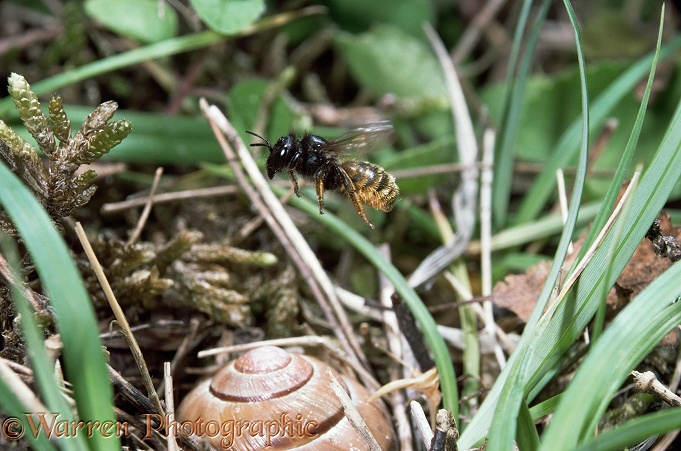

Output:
xmin=246 ymin=123 xmax=399 ymax=229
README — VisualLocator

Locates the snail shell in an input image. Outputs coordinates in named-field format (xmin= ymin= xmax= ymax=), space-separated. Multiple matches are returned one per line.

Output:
xmin=177 ymin=346 xmax=396 ymax=450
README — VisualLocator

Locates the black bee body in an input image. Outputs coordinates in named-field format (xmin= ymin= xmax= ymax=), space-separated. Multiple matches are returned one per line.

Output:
xmin=246 ymin=125 xmax=399 ymax=229
xmin=267 ymin=132 xmax=336 ymax=184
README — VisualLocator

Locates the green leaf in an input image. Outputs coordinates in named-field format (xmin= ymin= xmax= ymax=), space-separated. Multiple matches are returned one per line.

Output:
xmin=0 ymin=162 xmax=119 ymax=450
xmin=459 ymin=58 xmax=681 ymax=451
xmin=190 ymin=0 xmax=265 ymax=34
xmin=574 ymin=408 xmax=681 ymax=451
xmin=513 ymin=34 xmax=681 ymax=224
xmin=226 ymin=79 xmax=295 ymax=140
xmin=323 ymin=0 xmax=434 ymax=36
xmin=0 ymin=237 xmax=70 ymax=451
xmin=85 ymin=0 xmax=178 ymax=43
xmin=540 ymin=260 xmax=681 ymax=449
xmin=335 ymin=24 xmax=445 ymax=97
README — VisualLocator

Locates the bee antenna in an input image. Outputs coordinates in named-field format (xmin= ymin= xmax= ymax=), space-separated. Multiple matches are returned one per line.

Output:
xmin=245 ymin=130 xmax=271 ymax=149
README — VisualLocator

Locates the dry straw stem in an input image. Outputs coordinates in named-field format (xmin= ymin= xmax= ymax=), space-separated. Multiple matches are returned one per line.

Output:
xmin=556 ymin=168 xmax=575 ymax=255
xmin=127 ymin=166 xmax=163 ymax=246
xmin=197 ymin=336 xmax=379 ymax=391
xmin=101 ymin=185 xmax=239 ymax=214
xmin=632 ymin=370 xmax=681 ymax=407
xmin=479 ymin=128 xmax=506 ymax=368
xmin=327 ymin=369 xmax=382 ymax=451
xmin=377 ymin=244 xmax=413 ymax=450
xmin=199 ymin=98 xmax=372 ymax=379
xmin=410 ymin=400 xmax=434 ymax=448
xmin=163 ymin=362 xmax=179 ymax=451
xmin=408 ymin=24 xmax=479 ymax=288
xmin=543 ymin=172 xmax=640 ymax=315
xmin=0 ymin=357 xmax=49 ymax=414
xmin=75 ymin=221 xmax=165 ymax=416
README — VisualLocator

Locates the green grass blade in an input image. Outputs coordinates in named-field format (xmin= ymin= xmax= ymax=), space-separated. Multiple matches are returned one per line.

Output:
xmin=529 ymin=394 xmax=561 ymax=421
xmin=540 ymin=260 xmax=681 ymax=449
xmin=517 ymin=400 xmax=540 ymax=451
xmin=574 ymin=408 xmax=681 ymax=451
xmin=0 ymin=237 xmax=73 ymax=451
xmin=493 ymin=0 xmax=551 ymax=228
xmin=459 ymin=10 xmax=681 ymax=451
xmin=522 ymin=0 xmax=589 ymax=334
xmin=0 ymin=162 xmax=118 ymax=450
xmin=0 ymin=31 xmax=222 ymax=116
xmin=487 ymin=1 xmax=589 ymax=439
xmin=486 ymin=343 xmax=531 ymax=450
xmin=577 ymin=5 xmax=665 ymax=265
xmin=514 ymin=34 xmax=681 ymax=224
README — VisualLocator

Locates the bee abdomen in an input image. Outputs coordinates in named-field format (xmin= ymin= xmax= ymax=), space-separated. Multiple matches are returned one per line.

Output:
xmin=341 ymin=161 xmax=399 ymax=212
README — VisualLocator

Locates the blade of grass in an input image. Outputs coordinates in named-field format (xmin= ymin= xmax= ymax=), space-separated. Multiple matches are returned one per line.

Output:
xmin=540 ymin=259 xmax=681 ymax=449
xmin=459 ymin=61 xmax=681 ymax=449
xmin=528 ymin=394 xmax=561 ymax=421
xmin=0 ymin=7 xmax=324 ymax=116
xmin=0 ymin=239 xmax=73 ymax=451
xmin=575 ymin=4 xmax=665 ymax=269
xmin=514 ymin=33 xmax=681 ymax=224
xmin=0 ymin=162 xmax=118 ymax=451
xmin=493 ymin=0 xmax=551 ymax=228
xmin=574 ymin=408 xmax=681 ymax=451
xmin=487 ymin=2 xmax=591 ymax=447
xmin=517 ymin=400 xmax=540 ymax=451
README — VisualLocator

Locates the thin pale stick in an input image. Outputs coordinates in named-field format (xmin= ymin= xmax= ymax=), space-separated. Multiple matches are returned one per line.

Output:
xmin=480 ymin=128 xmax=506 ymax=367
xmin=410 ymin=400 xmax=434 ymax=448
xmin=101 ymin=185 xmax=238 ymax=214
xmin=197 ymin=335 xmax=379 ymax=390
xmin=328 ymin=369 xmax=382 ymax=451
xmin=556 ymin=168 xmax=574 ymax=255
xmin=75 ymin=221 xmax=165 ymax=416
xmin=164 ymin=362 xmax=179 ymax=451
xmin=377 ymin=244 xmax=413 ymax=451
xmin=127 ymin=167 xmax=163 ymax=246
xmin=200 ymin=99 xmax=370 ymax=374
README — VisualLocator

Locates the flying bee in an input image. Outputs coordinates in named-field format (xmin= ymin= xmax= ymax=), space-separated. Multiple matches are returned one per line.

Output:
xmin=246 ymin=123 xmax=399 ymax=229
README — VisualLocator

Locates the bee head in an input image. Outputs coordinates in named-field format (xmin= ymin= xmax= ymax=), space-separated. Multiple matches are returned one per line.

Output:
xmin=246 ymin=130 xmax=296 ymax=179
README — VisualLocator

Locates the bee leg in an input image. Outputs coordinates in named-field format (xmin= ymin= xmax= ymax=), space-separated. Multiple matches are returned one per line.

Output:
xmin=315 ymin=177 xmax=326 ymax=214
xmin=339 ymin=174 xmax=374 ymax=229
xmin=287 ymin=170 xmax=300 ymax=197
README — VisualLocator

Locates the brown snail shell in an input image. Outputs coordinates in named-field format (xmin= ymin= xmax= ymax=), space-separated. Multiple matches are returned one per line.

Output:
xmin=177 ymin=346 xmax=396 ymax=450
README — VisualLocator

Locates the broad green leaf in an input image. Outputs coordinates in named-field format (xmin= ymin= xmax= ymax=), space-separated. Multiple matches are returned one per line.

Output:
xmin=190 ymin=0 xmax=265 ymax=34
xmin=225 ymin=79 xmax=295 ymax=140
xmin=85 ymin=0 xmax=178 ymax=43
xmin=323 ymin=0 xmax=434 ymax=36
xmin=335 ymin=24 xmax=445 ymax=98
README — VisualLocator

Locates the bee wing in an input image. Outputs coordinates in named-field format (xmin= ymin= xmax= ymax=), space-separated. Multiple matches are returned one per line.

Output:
xmin=322 ymin=121 xmax=394 ymax=154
